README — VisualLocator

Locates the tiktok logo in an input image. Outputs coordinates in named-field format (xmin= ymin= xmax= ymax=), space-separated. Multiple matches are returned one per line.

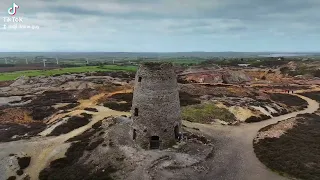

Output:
xmin=8 ymin=3 xmax=19 ymax=16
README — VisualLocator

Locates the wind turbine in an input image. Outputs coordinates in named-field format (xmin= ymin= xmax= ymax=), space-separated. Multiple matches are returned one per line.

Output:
xmin=4 ymin=58 xmax=7 ymax=64
xmin=86 ymin=58 xmax=89 ymax=65
xmin=113 ymin=59 xmax=115 ymax=64
xmin=56 ymin=57 xmax=59 ymax=65
xmin=43 ymin=59 xmax=47 ymax=67
xmin=25 ymin=58 xmax=28 ymax=64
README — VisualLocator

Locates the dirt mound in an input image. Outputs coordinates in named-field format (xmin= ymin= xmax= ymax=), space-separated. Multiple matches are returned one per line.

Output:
xmin=59 ymin=81 xmax=96 ymax=90
xmin=222 ymin=71 xmax=251 ymax=84
xmin=179 ymin=69 xmax=250 ymax=84
xmin=184 ymin=72 xmax=223 ymax=84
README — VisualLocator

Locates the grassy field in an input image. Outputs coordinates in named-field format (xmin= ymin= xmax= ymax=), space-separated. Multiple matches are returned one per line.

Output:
xmin=182 ymin=103 xmax=236 ymax=123
xmin=0 ymin=65 xmax=137 ymax=81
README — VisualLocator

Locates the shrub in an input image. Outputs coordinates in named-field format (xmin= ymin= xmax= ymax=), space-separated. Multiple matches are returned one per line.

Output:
xmin=299 ymin=91 xmax=320 ymax=103
xmin=179 ymin=92 xmax=201 ymax=106
xmin=269 ymin=93 xmax=308 ymax=107
xmin=48 ymin=116 xmax=90 ymax=136
xmin=254 ymin=113 xmax=320 ymax=180
xmin=103 ymin=102 xmax=131 ymax=112
xmin=245 ymin=114 xmax=271 ymax=123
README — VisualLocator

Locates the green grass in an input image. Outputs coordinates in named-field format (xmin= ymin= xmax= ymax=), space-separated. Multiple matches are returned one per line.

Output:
xmin=0 ymin=65 xmax=137 ymax=81
xmin=182 ymin=103 xmax=236 ymax=123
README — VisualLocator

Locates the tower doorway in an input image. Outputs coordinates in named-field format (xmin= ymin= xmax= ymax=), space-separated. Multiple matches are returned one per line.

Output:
xmin=174 ymin=125 xmax=179 ymax=140
xmin=133 ymin=129 xmax=137 ymax=140
xmin=150 ymin=136 xmax=160 ymax=149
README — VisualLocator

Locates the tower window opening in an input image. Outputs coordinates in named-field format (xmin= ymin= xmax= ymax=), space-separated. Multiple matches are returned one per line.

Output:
xmin=133 ymin=129 xmax=137 ymax=140
xmin=134 ymin=108 xmax=138 ymax=116
xmin=174 ymin=125 xmax=179 ymax=140
xmin=150 ymin=136 xmax=160 ymax=149
xmin=138 ymin=77 xmax=142 ymax=82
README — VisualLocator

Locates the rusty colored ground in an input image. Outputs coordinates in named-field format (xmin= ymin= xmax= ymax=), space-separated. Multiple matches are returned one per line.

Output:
xmin=0 ymin=108 xmax=35 ymax=124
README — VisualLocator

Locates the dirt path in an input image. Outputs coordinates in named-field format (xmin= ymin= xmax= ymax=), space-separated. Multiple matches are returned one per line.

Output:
xmin=183 ymin=94 xmax=319 ymax=180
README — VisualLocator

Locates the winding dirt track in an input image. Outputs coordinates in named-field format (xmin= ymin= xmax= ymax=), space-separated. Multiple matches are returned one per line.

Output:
xmin=183 ymin=94 xmax=319 ymax=180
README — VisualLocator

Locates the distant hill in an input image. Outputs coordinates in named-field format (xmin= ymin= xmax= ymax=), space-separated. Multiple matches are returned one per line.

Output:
xmin=0 ymin=52 xmax=319 ymax=58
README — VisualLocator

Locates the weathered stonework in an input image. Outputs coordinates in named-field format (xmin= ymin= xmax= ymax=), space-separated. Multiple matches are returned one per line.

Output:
xmin=131 ymin=62 xmax=182 ymax=149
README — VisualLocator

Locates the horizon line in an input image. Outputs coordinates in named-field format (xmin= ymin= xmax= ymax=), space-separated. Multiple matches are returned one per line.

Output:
xmin=0 ymin=51 xmax=320 ymax=53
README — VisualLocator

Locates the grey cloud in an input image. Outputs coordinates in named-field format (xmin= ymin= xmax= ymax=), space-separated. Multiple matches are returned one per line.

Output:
xmin=47 ymin=6 xmax=106 ymax=16
xmin=6 ymin=0 xmax=319 ymax=23
xmin=1 ymin=0 xmax=319 ymax=39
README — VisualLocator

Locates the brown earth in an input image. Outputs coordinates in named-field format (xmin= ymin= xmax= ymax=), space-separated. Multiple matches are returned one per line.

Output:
xmin=0 ymin=108 xmax=34 ymax=124
xmin=0 ymin=81 xmax=13 ymax=87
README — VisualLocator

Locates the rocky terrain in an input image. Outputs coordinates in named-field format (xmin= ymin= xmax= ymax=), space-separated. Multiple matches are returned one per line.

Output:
xmin=0 ymin=71 xmax=135 ymax=97
xmin=0 ymin=63 xmax=319 ymax=180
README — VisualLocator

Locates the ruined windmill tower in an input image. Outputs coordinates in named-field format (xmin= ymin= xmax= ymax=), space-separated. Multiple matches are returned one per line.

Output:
xmin=131 ymin=62 xmax=181 ymax=150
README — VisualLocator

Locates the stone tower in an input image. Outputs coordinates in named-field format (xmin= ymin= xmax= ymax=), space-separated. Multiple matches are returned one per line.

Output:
xmin=131 ymin=62 xmax=181 ymax=150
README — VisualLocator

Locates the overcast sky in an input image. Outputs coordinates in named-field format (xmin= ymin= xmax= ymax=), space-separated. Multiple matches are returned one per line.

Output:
xmin=0 ymin=0 xmax=319 ymax=52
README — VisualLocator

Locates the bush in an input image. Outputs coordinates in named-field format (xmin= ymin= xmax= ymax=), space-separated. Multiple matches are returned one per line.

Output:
xmin=48 ymin=116 xmax=91 ymax=136
xmin=314 ymin=70 xmax=320 ymax=77
xmin=182 ymin=103 xmax=236 ymax=123
xmin=179 ymin=92 xmax=201 ymax=106
xmin=254 ymin=113 xmax=320 ymax=180
xmin=299 ymin=91 xmax=320 ymax=103
xmin=245 ymin=114 xmax=271 ymax=123
xmin=103 ymin=102 xmax=131 ymax=112
xmin=269 ymin=93 xmax=308 ymax=107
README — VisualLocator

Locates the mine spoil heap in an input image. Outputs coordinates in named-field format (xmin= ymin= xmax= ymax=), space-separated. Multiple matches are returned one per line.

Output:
xmin=131 ymin=62 xmax=182 ymax=150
